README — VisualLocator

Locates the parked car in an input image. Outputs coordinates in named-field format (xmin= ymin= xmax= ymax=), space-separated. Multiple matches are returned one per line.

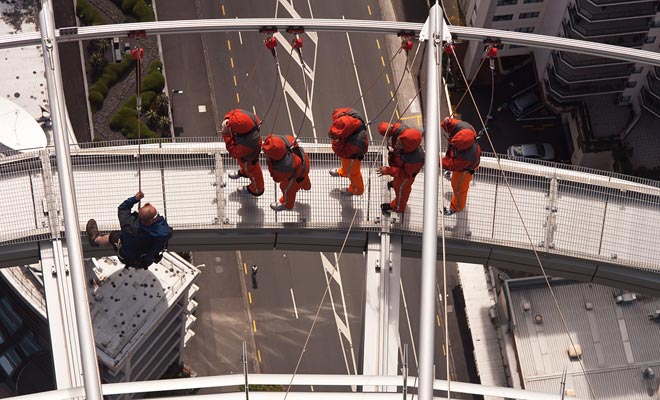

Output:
xmin=509 ymin=91 xmax=542 ymax=117
xmin=507 ymin=143 xmax=555 ymax=161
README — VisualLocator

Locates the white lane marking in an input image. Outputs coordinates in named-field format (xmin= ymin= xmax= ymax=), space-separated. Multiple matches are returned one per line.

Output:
xmin=235 ymin=17 xmax=243 ymax=44
xmin=290 ymin=288 xmax=299 ymax=319
xmin=343 ymin=17 xmax=373 ymax=142
xmin=400 ymin=276 xmax=419 ymax=368
xmin=276 ymin=0 xmax=319 ymax=45
xmin=274 ymin=32 xmax=315 ymax=81
xmin=320 ymin=253 xmax=359 ymax=383
xmin=276 ymin=65 xmax=316 ymax=139
xmin=252 ymin=105 xmax=257 ymax=115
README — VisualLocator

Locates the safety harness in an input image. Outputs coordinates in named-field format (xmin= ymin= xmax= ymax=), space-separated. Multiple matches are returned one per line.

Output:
xmin=232 ymin=109 xmax=262 ymax=162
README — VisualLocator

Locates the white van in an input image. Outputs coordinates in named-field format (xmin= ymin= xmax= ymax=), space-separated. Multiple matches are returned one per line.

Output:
xmin=510 ymin=91 xmax=542 ymax=117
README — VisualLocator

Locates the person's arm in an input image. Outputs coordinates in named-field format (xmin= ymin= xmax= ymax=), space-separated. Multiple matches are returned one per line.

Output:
xmin=118 ymin=192 xmax=143 ymax=230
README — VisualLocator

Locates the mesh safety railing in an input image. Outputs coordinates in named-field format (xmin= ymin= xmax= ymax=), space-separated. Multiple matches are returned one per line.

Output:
xmin=0 ymin=139 xmax=659 ymax=272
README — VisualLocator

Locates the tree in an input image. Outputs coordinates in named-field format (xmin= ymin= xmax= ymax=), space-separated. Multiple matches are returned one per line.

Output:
xmin=89 ymin=51 xmax=107 ymax=77
xmin=152 ymin=93 xmax=170 ymax=114
xmin=143 ymin=109 xmax=159 ymax=128
xmin=156 ymin=115 xmax=171 ymax=135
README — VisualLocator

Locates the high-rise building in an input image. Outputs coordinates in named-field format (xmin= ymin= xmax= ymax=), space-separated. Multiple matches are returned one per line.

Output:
xmin=457 ymin=0 xmax=660 ymax=169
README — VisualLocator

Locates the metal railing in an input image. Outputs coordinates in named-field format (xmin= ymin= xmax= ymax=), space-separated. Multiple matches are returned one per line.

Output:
xmin=2 ymin=139 xmax=660 ymax=275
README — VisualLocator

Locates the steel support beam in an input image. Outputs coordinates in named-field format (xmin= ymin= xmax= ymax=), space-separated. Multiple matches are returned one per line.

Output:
xmin=39 ymin=2 xmax=102 ymax=399
xmin=40 ymin=241 xmax=84 ymax=389
xmin=362 ymin=233 xmax=402 ymax=391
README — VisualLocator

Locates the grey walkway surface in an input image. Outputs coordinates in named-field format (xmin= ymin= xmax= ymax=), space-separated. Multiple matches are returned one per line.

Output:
xmin=0 ymin=140 xmax=659 ymax=294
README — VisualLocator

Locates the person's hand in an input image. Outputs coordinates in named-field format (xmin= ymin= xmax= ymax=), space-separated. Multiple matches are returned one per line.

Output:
xmin=135 ymin=191 xmax=144 ymax=201
xmin=220 ymin=118 xmax=230 ymax=134
xmin=376 ymin=166 xmax=386 ymax=177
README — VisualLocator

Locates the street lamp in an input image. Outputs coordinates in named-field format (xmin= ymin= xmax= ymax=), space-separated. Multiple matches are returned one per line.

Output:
xmin=171 ymin=89 xmax=183 ymax=94
xmin=170 ymin=89 xmax=183 ymax=116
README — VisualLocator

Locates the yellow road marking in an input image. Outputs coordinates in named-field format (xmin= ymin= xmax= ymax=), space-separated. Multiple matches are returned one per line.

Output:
xmin=367 ymin=5 xmax=372 ymax=15
xmin=236 ymin=92 xmax=240 ymax=104
xmin=257 ymin=349 xmax=262 ymax=362
xmin=230 ymin=57 xmax=234 ymax=68
xmin=248 ymin=291 xmax=252 ymax=304
xmin=400 ymin=114 xmax=421 ymax=121
xmin=243 ymin=262 xmax=247 ymax=275
xmin=436 ymin=314 xmax=441 ymax=327
xmin=395 ymin=109 xmax=400 ymax=119
xmin=442 ymin=344 xmax=446 ymax=356
xmin=227 ymin=40 xmax=231 ymax=51
xmin=390 ymin=90 xmax=394 ymax=99
xmin=221 ymin=4 xmax=225 ymax=16
xmin=233 ymin=75 xmax=237 ymax=86
xmin=376 ymin=39 xmax=380 ymax=50
xmin=385 ymin=73 xmax=390 ymax=85
xmin=381 ymin=55 xmax=385 ymax=66
xmin=252 ymin=320 xmax=257 ymax=332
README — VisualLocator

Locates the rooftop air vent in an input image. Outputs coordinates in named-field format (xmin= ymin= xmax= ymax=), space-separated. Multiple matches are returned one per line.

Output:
xmin=523 ymin=301 xmax=531 ymax=311
xmin=648 ymin=310 xmax=660 ymax=321
xmin=567 ymin=344 xmax=582 ymax=359
xmin=534 ymin=314 xmax=543 ymax=324
xmin=615 ymin=292 xmax=637 ymax=304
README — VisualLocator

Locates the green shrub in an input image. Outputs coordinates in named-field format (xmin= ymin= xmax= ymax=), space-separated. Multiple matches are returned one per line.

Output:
xmin=121 ymin=0 xmax=138 ymax=13
xmin=141 ymin=91 xmax=157 ymax=110
xmin=141 ymin=70 xmax=165 ymax=93
xmin=88 ymin=91 xmax=104 ymax=113
xmin=76 ymin=0 xmax=108 ymax=26
xmin=121 ymin=117 xmax=159 ymax=139
xmin=148 ymin=60 xmax=163 ymax=73
xmin=132 ymin=0 xmax=155 ymax=22
xmin=110 ymin=0 xmax=122 ymax=7
xmin=90 ymin=80 xmax=108 ymax=97
xmin=110 ymin=107 xmax=137 ymax=131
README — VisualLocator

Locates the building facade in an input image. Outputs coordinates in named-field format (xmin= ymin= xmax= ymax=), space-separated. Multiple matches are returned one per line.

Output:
xmin=457 ymin=0 xmax=660 ymax=170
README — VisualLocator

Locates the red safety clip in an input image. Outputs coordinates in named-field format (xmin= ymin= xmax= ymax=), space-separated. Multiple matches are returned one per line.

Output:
xmin=131 ymin=47 xmax=144 ymax=60
xmin=443 ymin=43 xmax=455 ymax=55
xmin=264 ymin=36 xmax=278 ymax=50
xmin=485 ymin=45 xmax=498 ymax=59
xmin=291 ymin=36 xmax=303 ymax=49
xmin=401 ymin=37 xmax=413 ymax=52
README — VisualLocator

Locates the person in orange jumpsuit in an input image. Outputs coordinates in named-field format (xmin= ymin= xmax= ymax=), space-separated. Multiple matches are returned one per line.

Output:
xmin=220 ymin=109 xmax=264 ymax=196
xmin=376 ymin=122 xmax=425 ymax=214
xmin=327 ymin=107 xmax=369 ymax=196
xmin=262 ymin=135 xmax=311 ymax=211
xmin=440 ymin=116 xmax=481 ymax=216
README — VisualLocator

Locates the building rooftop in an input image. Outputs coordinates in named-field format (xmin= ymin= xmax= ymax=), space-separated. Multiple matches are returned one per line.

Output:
xmin=88 ymin=253 xmax=200 ymax=367
xmin=506 ymin=278 xmax=660 ymax=399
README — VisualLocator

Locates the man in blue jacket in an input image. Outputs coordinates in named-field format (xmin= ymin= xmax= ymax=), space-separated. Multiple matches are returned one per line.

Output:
xmin=86 ymin=191 xmax=173 ymax=270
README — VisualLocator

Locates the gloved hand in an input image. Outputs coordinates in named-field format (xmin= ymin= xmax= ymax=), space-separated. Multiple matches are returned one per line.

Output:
xmin=154 ymin=252 xmax=163 ymax=264
xmin=376 ymin=166 xmax=386 ymax=177
xmin=444 ymin=170 xmax=451 ymax=180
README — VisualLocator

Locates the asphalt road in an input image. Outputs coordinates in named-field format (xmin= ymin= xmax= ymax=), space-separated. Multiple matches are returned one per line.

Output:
xmin=158 ymin=0 xmax=410 ymax=140
xmin=157 ymin=0 xmax=480 ymax=391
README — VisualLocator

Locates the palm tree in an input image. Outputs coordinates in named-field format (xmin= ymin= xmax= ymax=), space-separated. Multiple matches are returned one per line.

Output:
xmin=156 ymin=115 xmax=171 ymax=135
xmin=143 ymin=109 xmax=159 ymax=128
xmin=152 ymin=93 xmax=170 ymax=115
xmin=93 ymin=39 xmax=110 ymax=55
xmin=89 ymin=51 xmax=107 ymax=76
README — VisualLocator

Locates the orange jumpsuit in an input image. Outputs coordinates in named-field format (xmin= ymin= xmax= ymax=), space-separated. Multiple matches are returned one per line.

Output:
xmin=378 ymin=122 xmax=424 ymax=213
xmin=222 ymin=109 xmax=264 ymax=195
xmin=328 ymin=108 xmax=369 ymax=195
xmin=440 ymin=117 xmax=481 ymax=213
xmin=263 ymin=135 xmax=311 ymax=209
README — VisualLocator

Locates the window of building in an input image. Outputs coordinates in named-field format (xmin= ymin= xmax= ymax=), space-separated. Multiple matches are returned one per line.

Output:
xmin=625 ymin=81 xmax=638 ymax=88
xmin=514 ymin=27 xmax=535 ymax=33
xmin=510 ymin=44 xmax=526 ymax=49
xmin=519 ymin=11 xmax=540 ymax=19
xmin=497 ymin=0 xmax=517 ymax=5
xmin=651 ymin=20 xmax=660 ymax=28
xmin=645 ymin=36 xmax=656 ymax=43
xmin=630 ymin=66 xmax=643 ymax=74
xmin=618 ymin=95 xmax=631 ymax=104
xmin=493 ymin=14 xmax=514 ymax=21
xmin=523 ymin=0 xmax=543 ymax=3
xmin=0 ymin=299 xmax=21 ymax=335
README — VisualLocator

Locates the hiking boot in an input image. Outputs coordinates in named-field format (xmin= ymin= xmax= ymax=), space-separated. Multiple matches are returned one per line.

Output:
xmin=329 ymin=168 xmax=341 ymax=177
xmin=341 ymin=188 xmax=358 ymax=196
xmin=381 ymin=203 xmax=393 ymax=214
xmin=270 ymin=202 xmax=288 ymax=212
xmin=443 ymin=207 xmax=456 ymax=216
xmin=237 ymin=186 xmax=263 ymax=197
xmin=86 ymin=219 xmax=100 ymax=247
xmin=228 ymin=170 xmax=247 ymax=180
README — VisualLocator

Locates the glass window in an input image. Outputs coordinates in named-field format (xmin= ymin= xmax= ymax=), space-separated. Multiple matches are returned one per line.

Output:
xmin=19 ymin=334 xmax=41 ymax=357
xmin=0 ymin=356 xmax=13 ymax=376
xmin=514 ymin=27 xmax=535 ymax=33
xmin=0 ymin=349 xmax=21 ymax=376
xmin=625 ymin=81 xmax=638 ymax=88
xmin=497 ymin=0 xmax=517 ymax=5
xmin=523 ymin=0 xmax=543 ymax=3
xmin=493 ymin=14 xmax=514 ymax=21
xmin=645 ymin=36 xmax=656 ymax=43
xmin=510 ymin=44 xmax=526 ymax=49
xmin=519 ymin=12 xmax=540 ymax=19
xmin=618 ymin=95 xmax=631 ymax=103
xmin=651 ymin=20 xmax=660 ymax=28
xmin=0 ymin=299 xmax=21 ymax=334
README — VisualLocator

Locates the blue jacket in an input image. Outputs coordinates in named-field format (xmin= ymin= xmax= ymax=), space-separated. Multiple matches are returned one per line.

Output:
xmin=117 ymin=196 xmax=172 ymax=269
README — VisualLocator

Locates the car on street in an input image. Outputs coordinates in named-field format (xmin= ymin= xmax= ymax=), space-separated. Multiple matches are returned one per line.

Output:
xmin=509 ymin=91 xmax=542 ymax=117
xmin=507 ymin=143 xmax=555 ymax=161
